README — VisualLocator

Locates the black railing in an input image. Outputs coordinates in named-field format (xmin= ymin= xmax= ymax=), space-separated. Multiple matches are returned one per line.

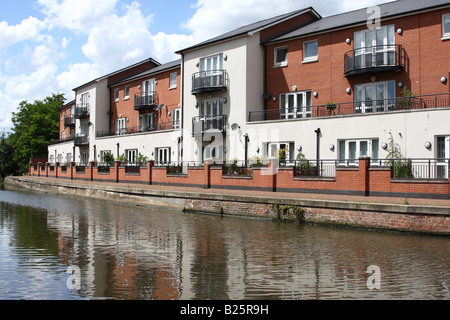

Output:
xmin=64 ymin=116 xmax=75 ymax=127
xmin=97 ymin=121 xmax=175 ymax=138
xmin=192 ymin=115 xmax=227 ymax=136
xmin=372 ymin=158 xmax=450 ymax=180
xmin=74 ymin=134 xmax=89 ymax=146
xmin=293 ymin=159 xmax=337 ymax=178
xmin=159 ymin=161 xmax=204 ymax=175
xmin=49 ymin=135 xmax=75 ymax=145
xmin=248 ymin=93 xmax=450 ymax=122
xmin=192 ymin=70 xmax=228 ymax=94
xmin=134 ymin=92 xmax=158 ymax=110
xmin=344 ymin=44 xmax=404 ymax=76
xmin=74 ymin=105 xmax=89 ymax=118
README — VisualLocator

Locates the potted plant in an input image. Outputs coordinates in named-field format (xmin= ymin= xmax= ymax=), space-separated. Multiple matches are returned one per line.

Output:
xmin=325 ymin=101 xmax=337 ymax=115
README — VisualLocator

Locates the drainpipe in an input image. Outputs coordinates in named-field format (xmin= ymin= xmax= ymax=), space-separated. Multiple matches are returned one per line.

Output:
xmin=244 ymin=133 xmax=249 ymax=166
xmin=315 ymin=128 xmax=321 ymax=176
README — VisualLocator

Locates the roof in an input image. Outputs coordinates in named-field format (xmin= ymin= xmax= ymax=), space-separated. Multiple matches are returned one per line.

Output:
xmin=268 ymin=0 xmax=450 ymax=43
xmin=72 ymin=57 xmax=161 ymax=92
xmin=175 ymin=7 xmax=321 ymax=53
xmin=109 ymin=59 xmax=181 ymax=87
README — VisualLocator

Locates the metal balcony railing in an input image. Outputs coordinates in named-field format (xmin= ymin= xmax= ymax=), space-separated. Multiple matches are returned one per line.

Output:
xmin=192 ymin=115 xmax=227 ymax=136
xmin=74 ymin=105 xmax=90 ymax=119
xmin=344 ymin=44 xmax=404 ymax=76
xmin=97 ymin=121 xmax=175 ymax=138
xmin=134 ymin=92 xmax=158 ymax=110
xmin=74 ymin=134 xmax=89 ymax=146
xmin=64 ymin=116 xmax=75 ymax=127
xmin=248 ymin=93 xmax=450 ymax=122
xmin=192 ymin=70 xmax=228 ymax=94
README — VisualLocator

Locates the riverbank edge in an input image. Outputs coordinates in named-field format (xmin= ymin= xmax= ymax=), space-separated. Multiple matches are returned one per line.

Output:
xmin=4 ymin=176 xmax=450 ymax=236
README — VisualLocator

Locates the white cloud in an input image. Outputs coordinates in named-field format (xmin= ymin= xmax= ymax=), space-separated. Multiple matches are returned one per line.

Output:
xmin=0 ymin=17 xmax=46 ymax=51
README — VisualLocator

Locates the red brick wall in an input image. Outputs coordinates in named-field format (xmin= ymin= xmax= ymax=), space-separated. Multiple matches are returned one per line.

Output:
xmin=110 ymin=67 xmax=181 ymax=131
xmin=264 ymin=8 xmax=450 ymax=111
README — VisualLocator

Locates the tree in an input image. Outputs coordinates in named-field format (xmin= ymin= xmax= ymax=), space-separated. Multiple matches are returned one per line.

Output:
xmin=9 ymin=93 xmax=65 ymax=173
xmin=0 ymin=131 xmax=20 ymax=180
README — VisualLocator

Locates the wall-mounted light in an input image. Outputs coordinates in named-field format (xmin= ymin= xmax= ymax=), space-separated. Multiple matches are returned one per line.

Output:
xmin=273 ymin=96 xmax=277 ymax=101
xmin=370 ymin=75 xmax=376 ymax=82
xmin=425 ymin=141 xmax=432 ymax=149
xmin=221 ymin=97 xmax=228 ymax=104
xmin=329 ymin=144 xmax=335 ymax=151
xmin=256 ymin=147 xmax=260 ymax=153
xmin=441 ymin=76 xmax=447 ymax=84
xmin=196 ymin=61 xmax=199 ymax=67
xmin=292 ymin=85 xmax=297 ymax=91
xmin=381 ymin=142 xmax=388 ymax=150
xmin=397 ymin=28 xmax=403 ymax=35
xmin=297 ymin=145 xmax=302 ymax=152
xmin=398 ymin=82 xmax=404 ymax=88
xmin=224 ymin=55 xmax=228 ymax=61
xmin=346 ymin=38 xmax=351 ymax=44
xmin=346 ymin=87 xmax=351 ymax=94
xmin=313 ymin=92 xmax=318 ymax=98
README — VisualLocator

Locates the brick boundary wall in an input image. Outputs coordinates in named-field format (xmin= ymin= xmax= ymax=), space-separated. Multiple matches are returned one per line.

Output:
xmin=29 ymin=157 xmax=450 ymax=200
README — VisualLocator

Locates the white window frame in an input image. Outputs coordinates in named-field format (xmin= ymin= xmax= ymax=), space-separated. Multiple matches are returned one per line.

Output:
xmin=265 ymin=142 xmax=295 ymax=163
xmin=172 ymin=108 xmax=181 ymax=129
xmin=354 ymin=25 xmax=395 ymax=68
xmin=338 ymin=139 xmax=379 ymax=166
xmin=442 ymin=14 xmax=450 ymax=40
xmin=354 ymin=80 xmax=396 ymax=113
xmin=81 ymin=93 xmax=89 ymax=108
xmin=279 ymin=91 xmax=312 ymax=119
xmin=274 ymin=46 xmax=288 ymax=67
xmin=124 ymin=86 xmax=130 ymax=100
xmin=114 ymin=88 xmax=119 ymax=102
xmin=170 ymin=72 xmax=177 ymax=89
xmin=138 ymin=113 xmax=155 ymax=131
xmin=156 ymin=147 xmax=170 ymax=165
xmin=116 ymin=118 xmax=127 ymax=135
xmin=66 ymin=153 xmax=72 ymax=163
xmin=125 ymin=149 xmax=138 ymax=164
xmin=303 ymin=40 xmax=318 ymax=63
xmin=81 ymin=152 xmax=89 ymax=165
xmin=99 ymin=150 xmax=112 ymax=164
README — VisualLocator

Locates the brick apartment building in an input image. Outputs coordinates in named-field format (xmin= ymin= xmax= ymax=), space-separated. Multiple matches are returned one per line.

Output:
xmin=47 ymin=0 xmax=450 ymax=185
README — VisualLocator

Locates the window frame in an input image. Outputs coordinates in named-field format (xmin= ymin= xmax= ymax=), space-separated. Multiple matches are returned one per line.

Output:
xmin=169 ymin=72 xmax=177 ymax=89
xmin=279 ymin=91 xmax=312 ymax=119
xmin=124 ymin=86 xmax=130 ymax=100
xmin=303 ymin=40 xmax=318 ymax=63
xmin=338 ymin=139 xmax=379 ymax=166
xmin=114 ymin=88 xmax=119 ymax=102
xmin=156 ymin=147 xmax=171 ymax=165
xmin=442 ymin=14 xmax=450 ymax=39
xmin=274 ymin=46 xmax=288 ymax=67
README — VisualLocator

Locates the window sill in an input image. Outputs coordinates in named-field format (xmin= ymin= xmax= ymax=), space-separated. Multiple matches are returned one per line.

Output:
xmin=441 ymin=35 xmax=450 ymax=41
xmin=302 ymin=58 xmax=318 ymax=64
xmin=273 ymin=63 xmax=288 ymax=68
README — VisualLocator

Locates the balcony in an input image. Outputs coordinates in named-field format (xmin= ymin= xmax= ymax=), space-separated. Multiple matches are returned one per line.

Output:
xmin=344 ymin=45 xmax=404 ymax=77
xmin=74 ymin=105 xmax=90 ymax=119
xmin=134 ymin=92 xmax=158 ymax=110
xmin=74 ymin=134 xmax=89 ymax=146
xmin=192 ymin=115 xmax=227 ymax=137
xmin=192 ymin=70 xmax=228 ymax=95
xmin=248 ymin=93 xmax=450 ymax=122
xmin=64 ymin=115 xmax=75 ymax=127
xmin=96 ymin=121 xmax=175 ymax=138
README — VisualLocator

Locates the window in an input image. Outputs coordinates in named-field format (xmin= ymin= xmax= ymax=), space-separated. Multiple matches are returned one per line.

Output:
xmin=354 ymin=80 xmax=395 ymax=113
xmin=274 ymin=47 xmax=288 ymax=67
xmin=61 ymin=131 xmax=66 ymax=140
xmin=81 ymin=93 xmax=89 ymax=108
xmin=125 ymin=149 xmax=138 ymax=164
xmin=66 ymin=153 xmax=72 ymax=163
xmin=57 ymin=154 xmax=63 ymax=163
xmin=354 ymin=25 xmax=395 ymax=68
xmin=436 ymin=136 xmax=450 ymax=178
xmin=138 ymin=114 xmax=154 ymax=131
xmin=265 ymin=142 xmax=295 ymax=163
xmin=156 ymin=148 xmax=170 ymax=165
xmin=303 ymin=40 xmax=318 ymax=62
xmin=199 ymin=98 xmax=224 ymax=131
xmin=99 ymin=150 xmax=111 ymax=164
xmin=81 ymin=153 xmax=89 ymax=165
xmin=116 ymin=118 xmax=127 ymax=135
xmin=170 ymin=72 xmax=177 ymax=89
xmin=124 ymin=86 xmax=130 ymax=100
xmin=338 ymin=139 xmax=379 ymax=165
xmin=443 ymin=14 xmax=450 ymax=39
xmin=114 ymin=88 xmax=119 ymax=102
xmin=172 ymin=108 xmax=181 ymax=129
xmin=279 ymin=91 xmax=312 ymax=119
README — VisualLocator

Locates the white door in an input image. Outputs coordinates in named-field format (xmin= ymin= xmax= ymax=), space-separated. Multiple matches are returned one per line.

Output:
xmin=142 ymin=79 xmax=155 ymax=104
xmin=437 ymin=136 xmax=450 ymax=178
xmin=200 ymin=54 xmax=223 ymax=87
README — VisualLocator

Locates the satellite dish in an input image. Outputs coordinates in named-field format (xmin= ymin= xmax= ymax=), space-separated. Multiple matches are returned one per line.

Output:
xmin=231 ymin=123 xmax=240 ymax=131
xmin=160 ymin=104 xmax=166 ymax=109
xmin=263 ymin=92 xmax=272 ymax=100
xmin=154 ymin=105 xmax=160 ymax=111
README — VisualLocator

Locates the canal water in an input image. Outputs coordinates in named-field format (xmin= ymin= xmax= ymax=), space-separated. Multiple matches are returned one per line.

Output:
xmin=0 ymin=183 xmax=449 ymax=300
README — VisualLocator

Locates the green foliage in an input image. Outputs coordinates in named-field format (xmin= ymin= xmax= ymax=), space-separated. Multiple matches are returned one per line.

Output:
xmin=385 ymin=132 xmax=413 ymax=178
xmin=116 ymin=154 xmax=128 ymax=162
xmin=9 ymin=93 xmax=65 ymax=173
xmin=136 ymin=153 xmax=148 ymax=163
xmin=0 ymin=131 xmax=20 ymax=180
xmin=102 ymin=152 xmax=115 ymax=165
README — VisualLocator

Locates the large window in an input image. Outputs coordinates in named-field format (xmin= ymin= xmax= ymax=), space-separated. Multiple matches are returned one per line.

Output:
xmin=172 ymin=108 xmax=181 ymax=129
xmin=338 ymin=139 xmax=379 ymax=165
xmin=443 ymin=14 xmax=450 ymax=39
xmin=354 ymin=25 xmax=395 ymax=69
xmin=264 ymin=142 xmax=295 ymax=163
xmin=279 ymin=91 xmax=312 ymax=119
xmin=354 ymin=81 xmax=395 ymax=113
xmin=170 ymin=72 xmax=177 ymax=89
xmin=138 ymin=114 xmax=154 ymax=131
xmin=274 ymin=46 xmax=288 ymax=67
xmin=116 ymin=118 xmax=127 ymax=135
xmin=125 ymin=149 xmax=138 ymax=164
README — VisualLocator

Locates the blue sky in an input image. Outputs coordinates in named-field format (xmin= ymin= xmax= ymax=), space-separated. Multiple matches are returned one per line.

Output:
xmin=0 ymin=0 xmax=391 ymax=131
